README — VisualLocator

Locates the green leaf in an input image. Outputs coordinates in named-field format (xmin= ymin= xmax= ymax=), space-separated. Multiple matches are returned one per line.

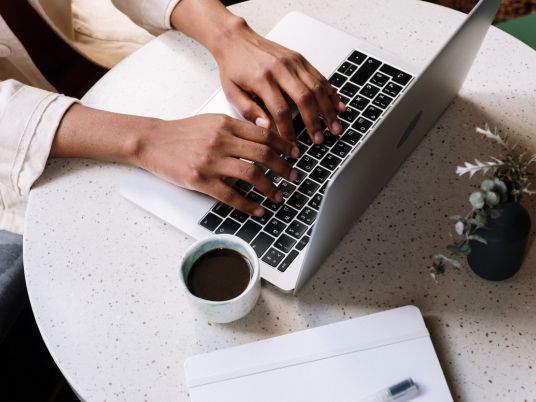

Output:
xmin=481 ymin=179 xmax=495 ymax=192
xmin=454 ymin=221 xmax=465 ymax=236
xmin=485 ymin=190 xmax=500 ymax=206
xmin=468 ymin=234 xmax=488 ymax=245
xmin=469 ymin=191 xmax=485 ymax=209
xmin=459 ymin=242 xmax=472 ymax=255
xmin=493 ymin=177 xmax=508 ymax=195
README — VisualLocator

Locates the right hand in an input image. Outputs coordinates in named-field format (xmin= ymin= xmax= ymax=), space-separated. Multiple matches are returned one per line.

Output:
xmin=136 ymin=114 xmax=300 ymax=217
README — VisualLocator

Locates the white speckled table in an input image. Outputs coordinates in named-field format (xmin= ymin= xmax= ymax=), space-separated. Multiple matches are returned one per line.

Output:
xmin=24 ymin=0 xmax=536 ymax=401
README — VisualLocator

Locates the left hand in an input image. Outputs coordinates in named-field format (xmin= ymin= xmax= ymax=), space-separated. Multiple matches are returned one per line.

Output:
xmin=213 ymin=21 xmax=346 ymax=144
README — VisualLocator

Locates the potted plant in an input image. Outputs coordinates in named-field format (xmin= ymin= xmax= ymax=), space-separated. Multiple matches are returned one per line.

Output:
xmin=431 ymin=125 xmax=534 ymax=281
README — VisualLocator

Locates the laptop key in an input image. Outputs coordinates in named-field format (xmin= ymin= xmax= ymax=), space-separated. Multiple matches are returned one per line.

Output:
xmin=262 ymin=198 xmax=283 ymax=212
xmin=230 ymin=209 xmax=248 ymax=223
xmin=306 ymin=227 xmax=313 ymax=236
xmin=246 ymin=191 xmax=264 ymax=204
xmin=322 ymin=131 xmax=339 ymax=147
xmin=294 ymin=169 xmax=308 ymax=185
xmin=352 ymin=117 xmax=373 ymax=134
xmin=360 ymin=83 xmax=380 ymax=99
xmin=337 ymin=61 xmax=358 ymax=76
xmin=329 ymin=73 xmax=346 ymax=88
xmin=296 ymin=236 xmax=310 ymax=251
xmin=297 ymin=207 xmax=318 ymax=225
xmin=296 ymin=155 xmax=318 ymax=173
xmin=349 ymin=95 xmax=369 ymax=111
xmin=339 ymin=82 xmax=360 ymax=98
xmin=341 ymin=129 xmax=363 ymax=145
xmin=215 ymin=218 xmax=241 ymax=235
xmin=286 ymin=220 xmax=308 ymax=239
xmin=288 ymin=192 xmax=309 ymax=210
xmin=298 ymin=179 xmax=320 ymax=197
xmin=274 ymin=234 xmax=297 ymax=253
xmin=234 ymin=180 xmax=252 ymax=192
xmin=251 ymin=209 xmax=273 ymax=225
xmin=236 ymin=220 xmax=262 ymax=242
xmin=265 ymin=218 xmax=287 ymax=237
xmin=262 ymin=248 xmax=286 ymax=268
xmin=332 ymin=141 xmax=353 ymax=158
xmin=339 ymin=106 xmax=359 ymax=123
xmin=371 ymin=72 xmax=390 ymax=87
xmin=348 ymin=50 xmax=367 ymax=65
xmin=278 ymin=250 xmax=299 ymax=272
xmin=266 ymin=170 xmax=282 ymax=184
xmin=308 ymin=194 xmax=323 ymax=211
xmin=278 ymin=180 xmax=297 ymax=198
xmin=297 ymin=131 xmax=313 ymax=146
xmin=251 ymin=232 xmax=275 ymax=257
xmin=379 ymin=64 xmax=412 ymax=86
xmin=275 ymin=205 xmax=299 ymax=224
xmin=319 ymin=182 xmax=328 ymax=195
xmin=350 ymin=57 xmax=381 ymax=86
xmin=362 ymin=105 xmax=382 ymax=121
xmin=309 ymin=166 xmax=330 ymax=184
xmin=212 ymin=202 xmax=233 ymax=218
xmin=373 ymin=93 xmax=393 ymax=109
xmin=307 ymin=144 xmax=329 ymax=160
xmin=320 ymin=153 xmax=343 ymax=170
xmin=200 ymin=213 xmax=223 ymax=232
xmin=383 ymin=82 xmax=403 ymax=97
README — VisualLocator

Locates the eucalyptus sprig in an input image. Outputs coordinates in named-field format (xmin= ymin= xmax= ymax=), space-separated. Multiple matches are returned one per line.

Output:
xmin=430 ymin=125 xmax=536 ymax=280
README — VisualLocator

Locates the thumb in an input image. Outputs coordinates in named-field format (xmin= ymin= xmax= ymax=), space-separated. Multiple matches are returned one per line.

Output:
xmin=222 ymin=80 xmax=271 ymax=129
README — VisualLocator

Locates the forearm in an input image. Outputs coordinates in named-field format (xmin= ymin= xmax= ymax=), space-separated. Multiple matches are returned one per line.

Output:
xmin=170 ymin=0 xmax=248 ymax=58
xmin=50 ymin=104 xmax=157 ymax=165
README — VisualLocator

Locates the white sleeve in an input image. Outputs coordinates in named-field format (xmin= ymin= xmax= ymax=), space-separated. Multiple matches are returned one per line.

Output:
xmin=0 ymin=79 xmax=77 ymax=234
xmin=111 ymin=0 xmax=182 ymax=36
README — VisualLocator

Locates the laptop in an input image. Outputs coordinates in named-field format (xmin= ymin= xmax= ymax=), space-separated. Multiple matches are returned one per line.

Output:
xmin=121 ymin=0 xmax=500 ymax=293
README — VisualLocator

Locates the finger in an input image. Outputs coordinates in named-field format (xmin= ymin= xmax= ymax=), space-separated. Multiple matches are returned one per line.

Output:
xmin=220 ymin=159 xmax=284 ymax=204
xmin=201 ymin=178 xmax=266 ymax=217
xmin=298 ymin=71 xmax=343 ymax=136
xmin=230 ymin=137 xmax=298 ymax=182
xmin=276 ymin=70 xmax=325 ymax=144
xmin=302 ymin=61 xmax=346 ymax=113
xmin=230 ymin=120 xmax=300 ymax=159
xmin=221 ymin=80 xmax=272 ymax=129
xmin=256 ymin=82 xmax=296 ymax=143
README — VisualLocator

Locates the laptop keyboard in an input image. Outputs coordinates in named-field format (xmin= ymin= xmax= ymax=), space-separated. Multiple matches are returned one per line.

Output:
xmin=199 ymin=50 xmax=414 ymax=272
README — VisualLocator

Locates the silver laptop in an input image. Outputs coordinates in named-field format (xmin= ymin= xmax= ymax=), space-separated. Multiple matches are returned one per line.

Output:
xmin=121 ymin=0 xmax=500 ymax=293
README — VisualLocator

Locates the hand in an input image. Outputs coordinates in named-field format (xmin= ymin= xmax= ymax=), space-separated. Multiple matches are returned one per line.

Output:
xmin=52 ymin=106 xmax=300 ymax=217
xmin=170 ymin=0 xmax=346 ymax=144
xmin=214 ymin=21 xmax=346 ymax=144
xmin=135 ymin=114 xmax=300 ymax=216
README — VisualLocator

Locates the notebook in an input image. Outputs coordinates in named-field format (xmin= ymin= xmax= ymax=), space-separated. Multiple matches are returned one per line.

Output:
xmin=184 ymin=306 xmax=453 ymax=401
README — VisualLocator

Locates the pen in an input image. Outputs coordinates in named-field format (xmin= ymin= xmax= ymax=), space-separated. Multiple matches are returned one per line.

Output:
xmin=359 ymin=378 xmax=419 ymax=402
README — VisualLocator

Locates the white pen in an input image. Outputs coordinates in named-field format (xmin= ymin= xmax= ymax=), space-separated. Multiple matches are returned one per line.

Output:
xmin=359 ymin=378 xmax=419 ymax=402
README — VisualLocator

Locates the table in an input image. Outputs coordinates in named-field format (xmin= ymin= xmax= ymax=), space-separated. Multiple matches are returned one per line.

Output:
xmin=24 ymin=0 xmax=536 ymax=400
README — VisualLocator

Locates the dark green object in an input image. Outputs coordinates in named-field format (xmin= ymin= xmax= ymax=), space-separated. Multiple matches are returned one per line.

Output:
xmin=496 ymin=14 xmax=536 ymax=50
xmin=467 ymin=202 xmax=531 ymax=281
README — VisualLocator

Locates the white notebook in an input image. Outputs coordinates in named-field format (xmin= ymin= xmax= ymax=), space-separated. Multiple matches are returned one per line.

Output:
xmin=184 ymin=306 xmax=453 ymax=401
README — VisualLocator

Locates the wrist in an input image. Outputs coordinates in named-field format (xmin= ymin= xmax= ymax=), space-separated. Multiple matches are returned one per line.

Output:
xmin=207 ymin=15 xmax=251 ymax=60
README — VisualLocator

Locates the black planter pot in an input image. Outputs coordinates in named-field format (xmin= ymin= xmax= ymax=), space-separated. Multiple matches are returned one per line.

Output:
xmin=467 ymin=202 xmax=531 ymax=281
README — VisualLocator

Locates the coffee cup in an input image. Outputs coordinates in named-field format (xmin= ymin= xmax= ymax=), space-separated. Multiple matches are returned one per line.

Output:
xmin=179 ymin=234 xmax=261 ymax=323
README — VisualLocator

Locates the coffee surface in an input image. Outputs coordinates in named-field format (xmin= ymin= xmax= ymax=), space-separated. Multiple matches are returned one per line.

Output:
xmin=187 ymin=248 xmax=252 ymax=301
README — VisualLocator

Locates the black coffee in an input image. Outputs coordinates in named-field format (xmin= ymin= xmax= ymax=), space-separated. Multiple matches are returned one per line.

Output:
xmin=187 ymin=248 xmax=252 ymax=301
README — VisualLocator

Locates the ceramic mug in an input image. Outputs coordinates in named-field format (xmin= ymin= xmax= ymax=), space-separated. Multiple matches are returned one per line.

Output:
xmin=179 ymin=234 xmax=261 ymax=324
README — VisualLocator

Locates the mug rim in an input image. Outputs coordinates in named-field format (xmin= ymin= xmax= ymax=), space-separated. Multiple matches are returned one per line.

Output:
xmin=179 ymin=234 xmax=260 ymax=305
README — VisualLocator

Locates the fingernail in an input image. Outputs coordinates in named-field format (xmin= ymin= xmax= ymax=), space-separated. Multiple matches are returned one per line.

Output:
xmin=275 ymin=191 xmax=284 ymax=203
xmin=291 ymin=146 xmax=300 ymax=159
xmin=255 ymin=117 xmax=269 ymax=128
xmin=290 ymin=169 xmax=298 ymax=182
xmin=338 ymin=101 xmax=346 ymax=110
xmin=253 ymin=207 xmax=265 ymax=217
xmin=314 ymin=131 xmax=324 ymax=144
xmin=331 ymin=120 xmax=343 ymax=135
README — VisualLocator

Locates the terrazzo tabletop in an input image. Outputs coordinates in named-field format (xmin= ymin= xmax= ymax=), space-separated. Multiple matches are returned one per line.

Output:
xmin=24 ymin=0 xmax=536 ymax=401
